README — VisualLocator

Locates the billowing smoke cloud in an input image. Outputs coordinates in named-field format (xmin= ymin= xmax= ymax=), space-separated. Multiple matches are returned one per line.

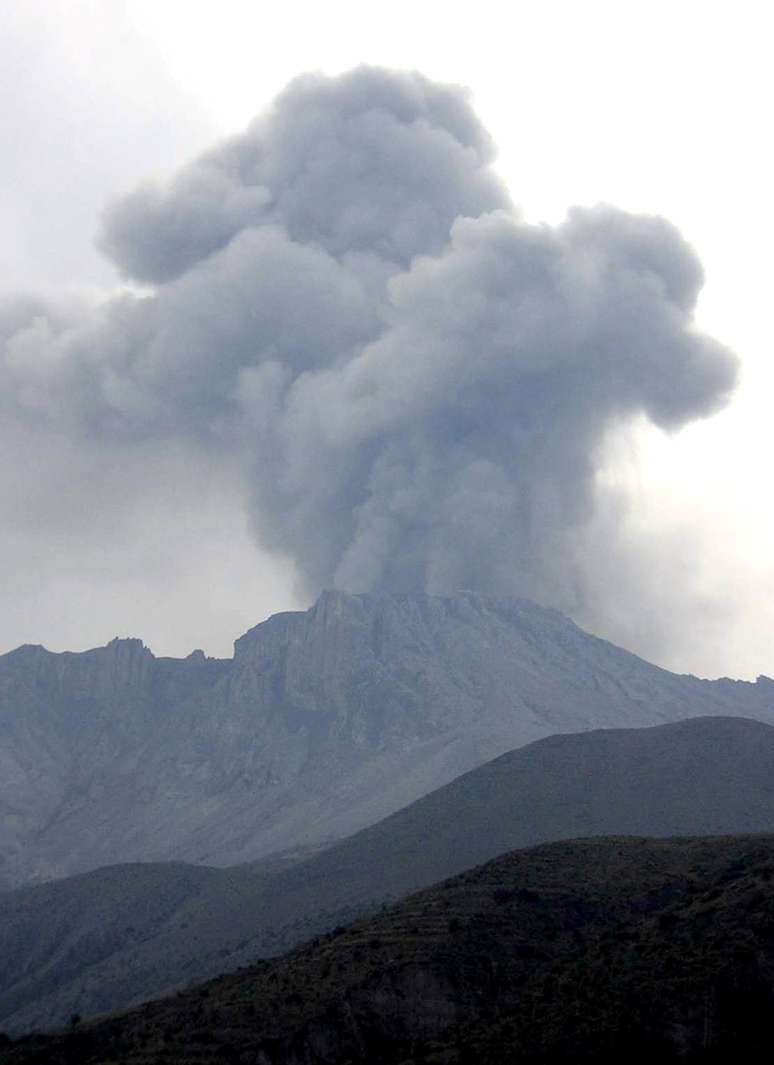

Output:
xmin=0 ymin=67 xmax=738 ymax=612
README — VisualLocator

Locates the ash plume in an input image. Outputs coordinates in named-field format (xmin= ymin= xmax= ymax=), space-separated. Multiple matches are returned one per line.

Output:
xmin=0 ymin=67 xmax=738 ymax=613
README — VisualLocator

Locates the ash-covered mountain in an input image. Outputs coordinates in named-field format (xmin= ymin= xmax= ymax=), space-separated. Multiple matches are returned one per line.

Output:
xmin=2 ymin=590 xmax=773 ymax=888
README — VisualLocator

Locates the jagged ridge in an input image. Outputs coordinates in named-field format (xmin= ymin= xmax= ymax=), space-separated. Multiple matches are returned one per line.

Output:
xmin=1 ymin=591 xmax=773 ymax=887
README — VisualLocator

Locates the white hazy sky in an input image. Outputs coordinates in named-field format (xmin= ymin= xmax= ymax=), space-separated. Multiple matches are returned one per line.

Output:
xmin=1 ymin=0 xmax=772 ymax=678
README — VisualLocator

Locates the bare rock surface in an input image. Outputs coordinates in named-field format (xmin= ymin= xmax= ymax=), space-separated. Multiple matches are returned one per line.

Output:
xmin=1 ymin=590 xmax=772 ymax=887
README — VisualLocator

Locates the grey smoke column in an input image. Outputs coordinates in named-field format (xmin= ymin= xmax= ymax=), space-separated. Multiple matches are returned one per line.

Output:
xmin=0 ymin=67 xmax=738 ymax=605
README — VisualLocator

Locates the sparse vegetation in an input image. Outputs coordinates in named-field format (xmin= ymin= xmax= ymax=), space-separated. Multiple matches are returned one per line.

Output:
xmin=5 ymin=835 xmax=774 ymax=1064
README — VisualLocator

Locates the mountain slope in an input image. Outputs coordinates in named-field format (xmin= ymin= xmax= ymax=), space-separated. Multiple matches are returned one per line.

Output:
xmin=5 ymin=834 xmax=774 ymax=1063
xmin=4 ymin=715 xmax=774 ymax=1034
xmin=2 ymin=590 xmax=773 ymax=887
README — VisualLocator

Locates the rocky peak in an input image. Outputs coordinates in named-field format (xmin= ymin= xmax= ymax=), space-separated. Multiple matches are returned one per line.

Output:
xmin=88 ymin=637 xmax=154 ymax=691
xmin=2 ymin=590 xmax=774 ymax=890
xmin=0 ymin=636 xmax=155 ymax=706
xmin=233 ymin=588 xmax=573 ymax=662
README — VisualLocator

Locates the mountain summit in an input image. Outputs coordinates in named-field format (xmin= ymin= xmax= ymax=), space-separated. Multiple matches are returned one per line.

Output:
xmin=1 ymin=591 xmax=772 ymax=888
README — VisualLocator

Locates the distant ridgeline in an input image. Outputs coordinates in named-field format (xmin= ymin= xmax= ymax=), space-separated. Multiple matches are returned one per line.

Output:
xmin=2 ymin=590 xmax=774 ymax=891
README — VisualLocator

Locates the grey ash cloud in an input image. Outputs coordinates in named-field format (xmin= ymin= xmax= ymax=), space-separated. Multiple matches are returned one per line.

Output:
xmin=0 ymin=66 xmax=738 ymax=615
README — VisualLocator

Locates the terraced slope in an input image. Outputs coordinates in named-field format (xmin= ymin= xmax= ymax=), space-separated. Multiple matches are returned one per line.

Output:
xmin=5 ymin=834 xmax=774 ymax=1063
xmin=4 ymin=715 xmax=774 ymax=1035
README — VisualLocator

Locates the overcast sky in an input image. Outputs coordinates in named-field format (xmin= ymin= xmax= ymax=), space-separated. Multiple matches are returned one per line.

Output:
xmin=1 ymin=0 xmax=772 ymax=679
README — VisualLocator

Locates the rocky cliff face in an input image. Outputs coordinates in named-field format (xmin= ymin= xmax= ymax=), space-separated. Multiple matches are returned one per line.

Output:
xmin=1 ymin=591 xmax=773 ymax=887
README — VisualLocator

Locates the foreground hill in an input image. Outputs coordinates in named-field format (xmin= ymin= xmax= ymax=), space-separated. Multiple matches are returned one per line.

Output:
xmin=4 ymin=715 xmax=774 ymax=1034
xmin=2 ymin=591 xmax=774 ymax=889
xmin=4 ymin=834 xmax=774 ymax=1063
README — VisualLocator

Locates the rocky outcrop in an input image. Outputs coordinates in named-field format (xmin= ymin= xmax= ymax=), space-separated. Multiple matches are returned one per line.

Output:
xmin=1 ymin=591 xmax=773 ymax=887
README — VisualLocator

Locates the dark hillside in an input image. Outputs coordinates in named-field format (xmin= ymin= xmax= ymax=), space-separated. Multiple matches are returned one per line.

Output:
xmin=5 ymin=715 xmax=774 ymax=1034
xmin=4 ymin=835 xmax=774 ymax=1063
